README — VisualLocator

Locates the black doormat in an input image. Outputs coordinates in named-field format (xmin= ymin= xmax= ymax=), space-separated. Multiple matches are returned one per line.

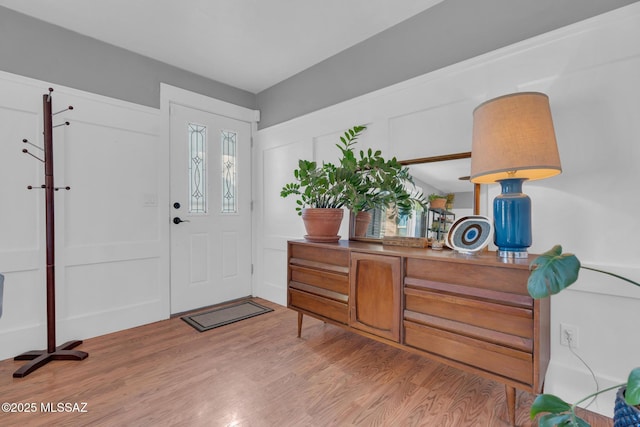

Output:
xmin=181 ymin=300 xmax=273 ymax=332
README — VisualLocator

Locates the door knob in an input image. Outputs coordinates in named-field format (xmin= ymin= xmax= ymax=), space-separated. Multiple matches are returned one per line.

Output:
xmin=173 ymin=217 xmax=190 ymax=224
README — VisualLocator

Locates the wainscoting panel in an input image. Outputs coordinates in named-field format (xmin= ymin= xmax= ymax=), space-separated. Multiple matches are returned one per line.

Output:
xmin=254 ymin=4 xmax=640 ymax=417
xmin=260 ymin=248 xmax=288 ymax=306
xmin=262 ymin=140 xmax=311 ymax=249
xmin=388 ymin=98 xmax=478 ymax=160
xmin=0 ymin=271 xmax=51 ymax=361
xmin=62 ymin=121 xmax=160 ymax=247
xmin=0 ymin=71 xmax=167 ymax=361
xmin=64 ymin=257 xmax=161 ymax=318
xmin=0 ymin=105 xmax=41 ymax=255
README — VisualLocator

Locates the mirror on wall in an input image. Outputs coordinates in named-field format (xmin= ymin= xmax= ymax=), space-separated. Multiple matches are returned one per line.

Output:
xmin=349 ymin=152 xmax=479 ymax=242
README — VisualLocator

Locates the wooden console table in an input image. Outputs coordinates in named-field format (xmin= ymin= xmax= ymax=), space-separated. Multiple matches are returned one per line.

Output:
xmin=287 ymin=240 xmax=550 ymax=426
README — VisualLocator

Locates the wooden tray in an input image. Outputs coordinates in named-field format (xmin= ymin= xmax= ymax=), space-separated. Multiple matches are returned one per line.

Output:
xmin=382 ymin=236 xmax=429 ymax=248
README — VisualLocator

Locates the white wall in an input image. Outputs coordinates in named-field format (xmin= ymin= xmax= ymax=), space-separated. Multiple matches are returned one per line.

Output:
xmin=254 ymin=3 xmax=640 ymax=417
xmin=0 ymin=72 xmax=169 ymax=361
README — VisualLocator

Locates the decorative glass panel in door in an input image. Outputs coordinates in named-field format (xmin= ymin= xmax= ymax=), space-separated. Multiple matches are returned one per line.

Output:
xmin=221 ymin=130 xmax=237 ymax=214
xmin=188 ymin=123 xmax=207 ymax=214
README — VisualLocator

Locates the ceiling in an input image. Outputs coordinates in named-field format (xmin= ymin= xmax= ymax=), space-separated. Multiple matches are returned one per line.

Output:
xmin=0 ymin=0 xmax=443 ymax=94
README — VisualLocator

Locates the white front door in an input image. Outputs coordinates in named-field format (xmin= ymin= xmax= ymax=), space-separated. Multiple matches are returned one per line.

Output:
xmin=170 ymin=103 xmax=252 ymax=314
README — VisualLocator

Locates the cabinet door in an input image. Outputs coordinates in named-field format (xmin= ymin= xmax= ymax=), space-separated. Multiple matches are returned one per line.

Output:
xmin=349 ymin=253 xmax=401 ymax=342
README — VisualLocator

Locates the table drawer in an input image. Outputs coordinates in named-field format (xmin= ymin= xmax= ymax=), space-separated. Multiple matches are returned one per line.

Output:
xmin=404 ymin=320 xmax=533 ymax=386
xmin=290 ymin=243 xmax=349 ymax=269
xmin=290 ymin=264 xmax=348 ymax=295
xmin=289 ymin=288 xmax=348 ymax=324
xmin=405 ymin=287 xmax=533 ymax=340
xmin=405 ymin=257 xmax=531 ymax=298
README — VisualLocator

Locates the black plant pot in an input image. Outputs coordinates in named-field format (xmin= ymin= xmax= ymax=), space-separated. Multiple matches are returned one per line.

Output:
xmin=614 ymin=386 xmax=640 ymax=427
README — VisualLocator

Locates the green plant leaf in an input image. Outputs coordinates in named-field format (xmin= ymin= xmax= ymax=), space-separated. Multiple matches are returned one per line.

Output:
xmin=280 ymin=124 xmax=428 ymax=215
xmin=530 ymin=394 xmax=572 ymax=419
xmin=574 ymin=417 xmax=591 ymax=427
xmin=528 ymin=245 xmax=581 ymax=299
xmin=625 ymin=367 xmax=640 ymax=406
xmin=538 ymin=413 xmax=571 ymax=427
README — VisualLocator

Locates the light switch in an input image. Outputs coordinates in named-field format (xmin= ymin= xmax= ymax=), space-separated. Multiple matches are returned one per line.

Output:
xmin=143 ymin=193 xmax=158 ymax=207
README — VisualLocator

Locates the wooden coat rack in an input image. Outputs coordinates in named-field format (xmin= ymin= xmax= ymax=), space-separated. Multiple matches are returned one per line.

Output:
xmin=14 ymin=88 xmax=88 ymax=378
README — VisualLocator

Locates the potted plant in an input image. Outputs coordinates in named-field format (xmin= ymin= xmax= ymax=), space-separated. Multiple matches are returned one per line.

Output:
xmin=281 ymin=125 xmax=427 ymax=240
xmin=280 ymin=156 xmax=359 ymax=242
xmin=527 ymin=245 xmax=640 ymax=426
xmin=333 ymin=126 xmax=428 ymax=236
xmin=428 ymin=193 xmax=447 ymax=210
xmin=446 ymin=193 xmax=455 ymax=210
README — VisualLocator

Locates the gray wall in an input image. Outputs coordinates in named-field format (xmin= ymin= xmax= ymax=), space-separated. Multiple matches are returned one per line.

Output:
xmin=0 ymin=6 xmax=256 ymax=110
xmin=256 ymin=0 xmax=639 ymax=129
xmin=2 ymin=1 xmax=637 ymax=125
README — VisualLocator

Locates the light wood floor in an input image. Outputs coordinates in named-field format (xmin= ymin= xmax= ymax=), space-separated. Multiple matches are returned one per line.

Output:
xmin=0 ymin=298 xmax=611 ymax=427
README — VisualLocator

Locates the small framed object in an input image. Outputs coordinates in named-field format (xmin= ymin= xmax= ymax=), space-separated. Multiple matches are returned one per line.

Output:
xmin=446 ymin=215 xmax=492 ymax=254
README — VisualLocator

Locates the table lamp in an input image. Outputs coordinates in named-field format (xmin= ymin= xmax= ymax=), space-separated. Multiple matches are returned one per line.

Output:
xmin=470 ymin=92 xmax=561 ymax=258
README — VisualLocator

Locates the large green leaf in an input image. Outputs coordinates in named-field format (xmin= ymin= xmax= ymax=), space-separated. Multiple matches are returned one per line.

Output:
xmin=574 ymin=417 xmax=591 ymax=427
xmin=626 ymin=367 xmax=640 ymax=406
xmin=530 ymin=394 xmax=572 ymax=419
xmin=538 ymin=413 xmax=571 ymax=427
xmin=528 ymin=245 xmax=581 ymax=299
xmin=537 ymin=411 xmax=589 ymax=427
xmin=281 ymin=124 xmax=428 ymax=214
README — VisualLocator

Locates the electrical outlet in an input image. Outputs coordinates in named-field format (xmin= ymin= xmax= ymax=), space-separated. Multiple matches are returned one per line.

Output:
xmin=560 ymin=323 xmax=578 ymax=348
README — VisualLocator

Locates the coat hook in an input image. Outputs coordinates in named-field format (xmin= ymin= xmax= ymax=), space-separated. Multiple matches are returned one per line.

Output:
xmin=22 ymin=148 xmax=44 ymax=162
xmin=27 ymin=185 xmax=46 ymax=190
xmin=53 ymin=106 xmax=73 ymax=116
xmin=53 ymin=121 xmax=70 ymax=128
xmin=46 ymin=87 xmax=54 ymax=102
xmin=22 ymin=138 xmax=43 ymax=151
xmin=54 ymin=186 xmax=71 ymax=191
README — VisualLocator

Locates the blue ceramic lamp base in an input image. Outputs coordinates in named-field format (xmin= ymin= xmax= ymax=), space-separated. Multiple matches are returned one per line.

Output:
xmin=493 ymin=178 xmax=531 ymax=259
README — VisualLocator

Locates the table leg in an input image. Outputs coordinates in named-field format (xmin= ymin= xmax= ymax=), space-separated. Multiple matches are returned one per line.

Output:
xmin=505 ymin=384 xmax=516 ymax=426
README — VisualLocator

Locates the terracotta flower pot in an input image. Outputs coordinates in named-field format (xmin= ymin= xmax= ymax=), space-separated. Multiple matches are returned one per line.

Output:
xmin=353 ymin=211 xmax=373 ymax=237
xmin=301 ymin=208 xmax=344 ymax=242
xmin=430 ymin=198 xmax=447 ymax=210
